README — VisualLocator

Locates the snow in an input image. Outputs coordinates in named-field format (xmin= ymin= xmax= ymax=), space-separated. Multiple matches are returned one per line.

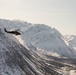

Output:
xmin=0 ymin=19 xmax=76 ymax=75
xmin=15 ymin=24 xmax=76 ymax=58
xmin=64 ymin=35 xmax=76 ymax=50
xmin=0 ymin=28 xmax=21 ymax=75
xmin=70 ymin=70 xmax=76 ymax=75
xmin=0 ymin=19 xmax=76 ymax=58
xmin=0 ymin=26 xmax=43 ymax=75
xmin=47 ymin=52 xmax=61 ymax=57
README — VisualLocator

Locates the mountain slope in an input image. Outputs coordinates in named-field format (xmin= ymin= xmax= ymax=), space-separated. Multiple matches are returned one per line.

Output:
xmin=64 ymin=35 xmax=76 ymax=50
xmin=0 ymin=19 xmax=76 ymax=58
xmin=0 ymin=24 xmax=65 ymax=75
xmin=15 ymin=24 xmax=76 ymax=58
xmin=0 ymin=27 xmax=76 ymax=75
xmin=0 ymin=26 xmax=44 ymax=75
xmin=0 ymin=19 xmax=76 ymax=75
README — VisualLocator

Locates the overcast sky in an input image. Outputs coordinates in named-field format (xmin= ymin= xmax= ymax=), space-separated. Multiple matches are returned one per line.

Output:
xmin=0 ymin=0 xmax=76 ymax=35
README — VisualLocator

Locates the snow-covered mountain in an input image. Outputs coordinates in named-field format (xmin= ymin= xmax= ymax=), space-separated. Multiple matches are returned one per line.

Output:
xmin=0 ymin=19 xmax=76 ymax=59
xmin=0 ymin=19 xmax=76 ymax=75
xmin=17 ymin=24 xmax=76 ymax=58
xmin=64 ymin=35 xmax=76 ymax=50
xmin=0 ymin=26 xmax=42 ymax=75
xmin=0 ymin=24 xmax=63 ymax=75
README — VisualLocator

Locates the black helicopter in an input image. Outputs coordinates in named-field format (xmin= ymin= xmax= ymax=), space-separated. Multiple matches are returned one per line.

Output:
xmin=4 ymin=28 xmax=21 ymax=35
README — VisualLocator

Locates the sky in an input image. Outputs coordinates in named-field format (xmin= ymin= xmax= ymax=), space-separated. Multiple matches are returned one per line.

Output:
xmin=0 ymin=0 xmax=76 ymax=35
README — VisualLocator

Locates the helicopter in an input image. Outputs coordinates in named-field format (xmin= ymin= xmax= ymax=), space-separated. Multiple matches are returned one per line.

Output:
xmin=4 ymin=28 xmax=21 ymax=35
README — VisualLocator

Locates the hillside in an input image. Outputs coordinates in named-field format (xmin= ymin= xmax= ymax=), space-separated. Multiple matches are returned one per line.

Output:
xmin=0 ymin=19 xmax=76 ymax=58
xmin=64 ymin=35 xmax=76 ymax=50
xmin=0 ymin=19 xmax=76 ymax=75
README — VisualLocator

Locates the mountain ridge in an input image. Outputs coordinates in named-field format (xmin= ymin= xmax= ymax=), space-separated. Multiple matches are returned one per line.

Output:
xmin=0 ymin=19 xmax=76 ymax=58
xmin=64 ymin=35 xmax=76 ymax=50
xmin=0 ymin=19 xmax=76 ymax=75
